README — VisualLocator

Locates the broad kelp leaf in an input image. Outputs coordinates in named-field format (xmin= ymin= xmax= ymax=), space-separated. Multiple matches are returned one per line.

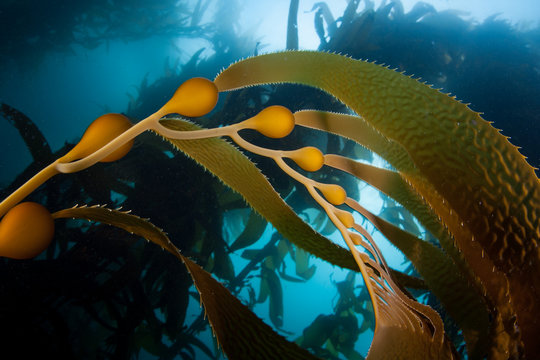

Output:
xmin=158 ymin=118 xmax=358 ymax=272
xmin=1 ymin=103 xmax=53 ymax=164
xmin=309 ymin=208 xmax=336 ymax=236
xmin=276 ymin=238 xmax=290 ymax=261
xmin=182 ymin=251 xmax=320 ymax=360
xmin=296 ymin=112 xmax=496 ymax=357
xmin=261 ymin=265 xmax=284 ymax=329
xmin=52 ymin=205 xmax=321 ymax=360
xmin=214 ymin=53 xmax=539 ymax=272
xmin=389 ymin=269 xmax=426 ymax=290
xmin=297 ymin=313 xmax=361 ymax=360
xmin=258 ymin=273 xmax=271 ymax=304
xmin=241 ymin=248 xmax=260 ymax=260
xmin=378 ymin=203 xmax=423 ymax=238
xmin=211 ymin=243 xmax=236 ymax=282
xmin=215 ymin=55 xmax=457 ymax=359
xmin=229 ymin=210 xmax=267 ymax=252
xmin=134 ymin=325 xmax=166 ymax=356
xmin=214 ymin=51 xmax=540 ymax=358
xmin=294 ymin=247 xmax=316 ymax=280
xmin=215 ymin=54 xmax=539 ymax=265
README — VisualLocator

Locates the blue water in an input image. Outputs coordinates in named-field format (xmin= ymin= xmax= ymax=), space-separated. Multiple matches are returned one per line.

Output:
xmin=1 ymin=1 xmax=539 ymax=359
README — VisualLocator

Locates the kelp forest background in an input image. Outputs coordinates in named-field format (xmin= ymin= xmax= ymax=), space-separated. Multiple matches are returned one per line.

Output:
xmin=0 ymin=0 xmax=539 ymax=359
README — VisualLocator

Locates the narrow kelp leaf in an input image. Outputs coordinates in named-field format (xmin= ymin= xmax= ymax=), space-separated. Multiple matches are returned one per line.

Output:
xmin=158 ymin=118 xmax=358 ymax=272
xmin=214 ymin=51 xmax=540 ymax=357
xmin=52 ymin=205 xmax=179 ymax=255
xmin=345 ymin=197 xmax=490 ymax=356
xmin=323 ymin=154 xmax=490 ymax=354
xmin=293 ymin=110 xmax=476 ymax=269
xmin=294 ymin=110 xmax=418 ymax=176
xmin=53 ymin=205 xmax=321 ymax=360
xmin=295 ymin=111 xmax=465 ymax=261
xmin=297 ymin=112 xmax=509 ymax=357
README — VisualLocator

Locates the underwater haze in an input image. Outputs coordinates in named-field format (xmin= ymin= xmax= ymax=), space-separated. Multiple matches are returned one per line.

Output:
xmin=1 ymin=0 xmax=539 ymax=359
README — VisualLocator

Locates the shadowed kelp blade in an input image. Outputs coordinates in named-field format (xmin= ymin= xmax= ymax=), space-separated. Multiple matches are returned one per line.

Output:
xmin=0 ymin=103 xmax=53 ymax=164
xmin=53 ymin=205 xmax=321 ymax=360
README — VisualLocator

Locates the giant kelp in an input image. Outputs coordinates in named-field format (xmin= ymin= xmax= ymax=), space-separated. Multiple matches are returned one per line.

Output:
xmin=214 ymin=50 xmax=540 ymax=358
xmin=1 ymin=48 xmax=538 ymax=360
xmin=1 ymin=1 xmax=540 ymax=359
xmin=308 ymin=0 xmax=540 ymax=175
xmin=0 ymin=104 xmax=223 ymax=359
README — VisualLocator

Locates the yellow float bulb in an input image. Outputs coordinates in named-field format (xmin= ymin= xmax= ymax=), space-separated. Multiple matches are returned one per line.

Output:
xmin=242 ymin=105 xmax=295 ymax=138
xmin=335 ymin=209 xmax=354 ymax=228
xmin=0 ymin=202 xmax=54 ymax=259
xmin=317 ymin=183 xmax=347 ymax=206
xmin=287 ymin=146 xmax=324 ymax=172
xmin=60 ymin=113 xmax=133 ymax=163
xmin=161 ymin=77 xmax=218 ymax=117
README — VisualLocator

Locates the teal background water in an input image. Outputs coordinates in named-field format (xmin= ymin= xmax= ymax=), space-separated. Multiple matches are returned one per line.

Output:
xmin=0 ymin=1 xmax=539 ymax=359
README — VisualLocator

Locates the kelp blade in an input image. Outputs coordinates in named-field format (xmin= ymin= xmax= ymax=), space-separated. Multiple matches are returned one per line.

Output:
xmin=323 ymin=154 xmax=490 ymax=356
xmin=214 ymin=52 xmax=538 ymax=273
xmin=1 ymin=103 xmax=53 ymax=164
xmin=215 ymin=51 xmax=540 ymax=357
xmin=158 ymin=117 xmax=358 ymax=271
xmin=295 ymin=111 xmax=514 ymax=358
xmin=53 ymin=205 xmax=321 ymax=360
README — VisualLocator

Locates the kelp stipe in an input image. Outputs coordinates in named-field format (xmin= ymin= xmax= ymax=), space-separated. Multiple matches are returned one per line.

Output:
xmin=1 ymin=51 xmax=539 ymax=359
